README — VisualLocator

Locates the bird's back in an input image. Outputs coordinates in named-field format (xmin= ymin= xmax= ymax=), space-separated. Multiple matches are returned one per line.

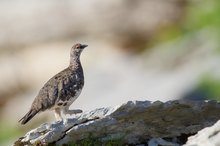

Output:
xmin=32 ymin=66 xmax=84 ymax=112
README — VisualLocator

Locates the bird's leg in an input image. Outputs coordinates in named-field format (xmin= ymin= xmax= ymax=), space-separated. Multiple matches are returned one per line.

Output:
xmin=62 ymin=106 xmax=83 ymax=116
xmin=54 ymin=108 xmax=63 ymax=121
xmin=61 ymin=107 xmax=82 ymax=125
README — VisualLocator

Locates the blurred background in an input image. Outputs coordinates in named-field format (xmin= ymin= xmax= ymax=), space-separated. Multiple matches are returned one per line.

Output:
xmin=1 ymin=0 xmax=220 ymax=145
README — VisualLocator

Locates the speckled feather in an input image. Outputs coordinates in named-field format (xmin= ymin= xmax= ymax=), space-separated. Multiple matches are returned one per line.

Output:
xmin=32 ymin=66 xmax=84 ymax=111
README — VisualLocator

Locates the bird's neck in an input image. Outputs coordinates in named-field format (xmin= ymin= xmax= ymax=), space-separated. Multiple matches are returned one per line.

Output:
xmin=69 ymin=53 xmax=81 ymax=70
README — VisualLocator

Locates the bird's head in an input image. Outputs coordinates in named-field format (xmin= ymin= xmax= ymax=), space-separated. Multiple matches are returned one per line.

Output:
xmin=71 ymin=43 xmax=88 ymax=55
xmin=70 ymin=43 xmax=88 ymax=65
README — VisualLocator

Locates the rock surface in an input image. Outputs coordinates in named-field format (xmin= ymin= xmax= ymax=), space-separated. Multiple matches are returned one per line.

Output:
xmin=184 ymin=119 xmax=220 ymax=146
xmin=14 ymin=100 xmax=220 ymax=146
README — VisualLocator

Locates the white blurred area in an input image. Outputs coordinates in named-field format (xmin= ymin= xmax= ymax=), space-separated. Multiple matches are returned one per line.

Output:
xmin=0 ymin=2 xmax=220 ymax=144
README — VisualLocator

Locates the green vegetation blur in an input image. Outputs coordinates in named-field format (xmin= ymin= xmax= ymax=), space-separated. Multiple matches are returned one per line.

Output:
xmin=153 ymin=0 xmax=220 ymax=101
xmin=184 ymin=0 xmax=220 ymax=101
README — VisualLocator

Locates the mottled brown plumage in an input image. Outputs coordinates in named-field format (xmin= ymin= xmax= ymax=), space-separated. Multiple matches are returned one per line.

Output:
xmin=19 ymin=43 xmax=87 ymax=124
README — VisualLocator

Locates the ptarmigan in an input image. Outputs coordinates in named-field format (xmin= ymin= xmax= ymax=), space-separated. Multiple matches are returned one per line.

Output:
xmin=19 ymin=43 xmax=87 ymax=124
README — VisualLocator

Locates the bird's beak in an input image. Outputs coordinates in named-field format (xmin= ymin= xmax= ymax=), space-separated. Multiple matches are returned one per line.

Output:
xmin=82 ymin=44 xmax=88 ymax=48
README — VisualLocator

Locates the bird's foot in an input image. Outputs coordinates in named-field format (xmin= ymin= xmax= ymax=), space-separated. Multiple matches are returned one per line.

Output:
xmin=63 ymin=119 xmax=68 ymax=125
xmin=54 ymin=120 xmax=63 ymax=125
xmin=65 ymin=109 xmax=83 ymax=115
xmin=63 ymin=118 xmax=78 ymax=125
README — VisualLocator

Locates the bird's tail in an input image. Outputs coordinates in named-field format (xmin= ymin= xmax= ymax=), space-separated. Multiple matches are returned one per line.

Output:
xmin=19 ymin=109 xmax=38 ymax=125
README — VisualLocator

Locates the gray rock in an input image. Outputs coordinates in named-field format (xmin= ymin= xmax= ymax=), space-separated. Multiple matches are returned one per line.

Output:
xmin=184 ymin=119 xmax=220 ymax=146
xmin=148 ymin=138 xmax=180 ymax=146
xmin=14 ymin=100 xmax=220 ymax=146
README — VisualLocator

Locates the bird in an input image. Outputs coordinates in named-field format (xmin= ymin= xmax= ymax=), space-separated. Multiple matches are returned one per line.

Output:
xmin=19 ymin=43 xmax=87 ymax=124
